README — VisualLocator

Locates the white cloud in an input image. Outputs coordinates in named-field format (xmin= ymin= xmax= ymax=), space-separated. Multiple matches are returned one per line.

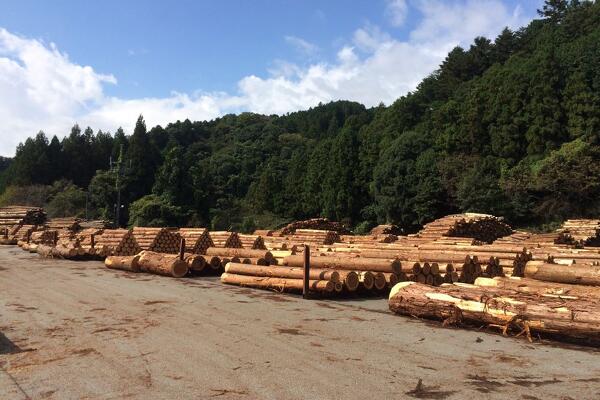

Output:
xmin=0 ymin=1 xmax=536 ymax=156
xmin=284 ymin=35 xmax=320 ymax=57
xmin=386 ymin=0 xmax=409 ymax=27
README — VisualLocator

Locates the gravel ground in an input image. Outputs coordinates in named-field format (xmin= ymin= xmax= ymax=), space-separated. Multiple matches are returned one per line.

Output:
xmin=1 ymin=245 xmax=599 ymax=400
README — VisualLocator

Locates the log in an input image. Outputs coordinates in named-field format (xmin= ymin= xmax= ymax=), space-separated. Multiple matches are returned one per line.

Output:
xmin=524 ymin=262 xmax=600 ymax=286
xmin=221 ymin=273 xmax=334 ymax=293
xmin=105 ymin=255 xmax=141 ymax=272
xmin=138 ymin=251 xmax=189 ymax=278
xmin=224 ymin=262 xmax=340 ymax=282
xmin=206 ymin=247 xmax=275 ymax=263
xmin=337 ymin=270 xmax=360 ymax=291
xmin=283 ymin=255 xmax=400 ymax=273
xmin=36 ymin=244 xmax=54 ymax=258
xmin=475 ymin=276 xmax=600 ymax=299
xmin=184 ymin=254 xmax=207 ymax=272
xmin=389 ymin=281 xmax=600 ymax=343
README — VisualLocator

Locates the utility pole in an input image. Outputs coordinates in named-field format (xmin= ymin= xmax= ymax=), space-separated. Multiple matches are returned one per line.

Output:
xmin=110 ymin=145 xmax=126 ymax=228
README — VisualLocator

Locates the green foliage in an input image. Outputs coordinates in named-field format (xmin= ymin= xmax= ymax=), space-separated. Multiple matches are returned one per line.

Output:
xmin=0 ymin=184 xmax=52 ymax=207
xmin=128 ymin=194 xmax=186 ymax=227
xmin=46 ymin=181 xmax=87 ymax=218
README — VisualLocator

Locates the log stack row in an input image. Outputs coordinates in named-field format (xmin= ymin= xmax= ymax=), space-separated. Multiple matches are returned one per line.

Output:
xmin=96 ymin=229 xmax=140 ymax=256
xmin=413 ymin=213 xmax=512 ymax=243
xmin=0 ymin=205 xmax=46 ymax=227
xmin=278 ymin=218 xmax=352 ymax=235
xmin=211 ymin=231 xmax=243 ymax=248
xmin=179 ymin=228 xmax=214 ymax=254
xmin=45 ymin=217 xmax=81 ymax=231
xmin=238 ymin=234 xmax=266 ymax=250
xmin=132 ymin=227 xmax=181 ymax=254
xmin=560 ymin=219 xmax=600 ymax=247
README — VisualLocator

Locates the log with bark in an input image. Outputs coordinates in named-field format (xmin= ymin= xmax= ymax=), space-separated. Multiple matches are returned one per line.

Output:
xmin=524 ymin=262 xmax=600 ymax=286
xmin=283 ymin=254 xmax=401 ymax=273
xmin=224 ymin=262 xmax=340 ymax=282
xmin=389 ymin=281 xmax=600 ymax=344
xmin=221 ymin=273 xmax=334 ymax=293
xmin=137 ymin=251 xmax=189 ymax=278
xmin=105 ymin=255 xmax=141 ymax=272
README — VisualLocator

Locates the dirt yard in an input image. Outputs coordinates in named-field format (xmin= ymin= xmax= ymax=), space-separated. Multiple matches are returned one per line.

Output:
xmin=1 ymin=246 xmax=599 ymax=399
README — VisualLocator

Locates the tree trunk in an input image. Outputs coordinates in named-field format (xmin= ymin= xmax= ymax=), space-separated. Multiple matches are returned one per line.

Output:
xmin=389 ymin=281 xmax=600 ymax=343
xmin=105 ymin=255 xmax=141 ymax=272
xmin=224 ymin=262 xmax=340 ymax=282
xmin=221 ymin=272 xmax=334 ymax=293
xmin=524 ymin=262 xmax=600 ymax=286
xmin=284 ymin=255 xmax=400 ymax=273
xmin=138 ymin=251 xmax=189 ymax=278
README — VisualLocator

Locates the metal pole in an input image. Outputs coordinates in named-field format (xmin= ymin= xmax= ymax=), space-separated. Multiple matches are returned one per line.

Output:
xmin=179 ymin=238 xmax=186 ymax=261
xmin=303 ymin=244 xmax=310 ymax=299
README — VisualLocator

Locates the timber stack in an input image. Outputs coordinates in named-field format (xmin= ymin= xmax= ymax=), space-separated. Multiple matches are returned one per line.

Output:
xmin=221 ymin=262 xmax=340 ymax=294
xmin=283 ymin=254 xmax=401 ymax=293
xmin=132 ymin=227 xmax=181 ymax=254
xmin=96 ymin=229 xmax=140 ymax=256
xmin=279 ymin=218 xmax=352 ymax=235
xmin=45 ymin=217 xmax=81 ymax=231
xmin=0 ymin=205 xmax=46 ymax=227
xmin=178 ymin=228 xmax=214 ymax=254
xmin=238 ymin=234 xmax=266 ymax=250
xmin=413 ymin=213 xmax=512 ymax=243
xmin=211 ymin=231 xmax=242 ymax=248
xmin=560 ymin=219 xmax=600 ymax=247
xmin=370 ymin=224 xmax=403 ymax=236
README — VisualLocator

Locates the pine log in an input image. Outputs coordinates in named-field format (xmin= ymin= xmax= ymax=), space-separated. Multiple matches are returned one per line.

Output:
xmin=105 ymin=255 xmax=141 ymax=272
xmin=474 ymin=276 xmax=600 ymax=299
xmin=283 ymin=255 xmax=400 ymax=273
xmin=389 ymin=281 xmax=600 ymax=343
xmin=524 ymin=262 xmax=600 ymax=286
xmin=221 ymin=273 xmax=334 ymax=293
xmin=224 ymin=262 xmax=340 ymax=282
xmin=138 ymin=251 xmax=189 ymax=278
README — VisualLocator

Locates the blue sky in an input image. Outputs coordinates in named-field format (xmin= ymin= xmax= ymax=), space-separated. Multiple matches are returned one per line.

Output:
xmin=0 ymin=0 xmax=542 ymax=156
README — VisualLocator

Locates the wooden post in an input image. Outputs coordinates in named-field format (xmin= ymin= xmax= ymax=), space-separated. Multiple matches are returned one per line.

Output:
xmin=303 ymin=244 xmax=311 ymax=299
xmin=179 ymin=238 xmax=186 ymax=261
xmin=91 ymin=234 xmax=95 ymax=248
xmin=53 ymin=231 xmax=58 ymax=246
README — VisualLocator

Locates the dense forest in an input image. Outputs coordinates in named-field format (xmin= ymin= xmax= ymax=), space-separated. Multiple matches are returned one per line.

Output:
xmin=1 ymin=0 xmax=599 ymax=233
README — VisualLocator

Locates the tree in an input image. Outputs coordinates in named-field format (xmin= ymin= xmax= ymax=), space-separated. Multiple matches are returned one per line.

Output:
xmin=126 ymin=115 xmax=161 ymax=201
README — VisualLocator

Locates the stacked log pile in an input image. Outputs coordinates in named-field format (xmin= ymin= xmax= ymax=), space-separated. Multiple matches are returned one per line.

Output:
xmin=253 ymin=229 xmax=275 ymax=237
xmin=283 ymin=254 xmax=401 ymax=293
xmin=211 ymin=231 xmax=242 ymax=248
xmin=96 ymin=229 xmax=140 ymax=256
xmin=0 ymin=206 xmax=46 ymax=227
xmin=178 ymin=228 xmax=214 ymax=254
xmin=238 ymin=234 xmax=266 ymax=250
xmin=132 ymin=227 xmax=181 ymax=254
xmin=340 ymin=234 xmax=398 ymax=244
xmin=560 ymin=219 xmax=600 ymax=247
xmin=388 ymin=281 xmax=600 ymax=344
xmin=287 ymin=229 xmax=341 ymax=246
xmin=494 ymin=231 xmax=576 ymax=247
xmin=79 ymin=220 xmax=111 ymax=229
xmin=45 ymin=217 xmax=81 ymax=231
xmin=414 ymin=213 xmax=512 ymax=243
xmin=370 ymin=224 xmax=403 ymax=236
xmin=222 ymin=262 xmax=340 ymax=294
xmin=279 ymin=218 xmax=352 ymax=235
xmin=30 ymin=230 xmax=58 ymax=246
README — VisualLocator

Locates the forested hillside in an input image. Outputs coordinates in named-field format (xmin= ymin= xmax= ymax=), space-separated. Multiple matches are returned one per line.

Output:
xmin=1 ymin=1 xmax=599 ymax=232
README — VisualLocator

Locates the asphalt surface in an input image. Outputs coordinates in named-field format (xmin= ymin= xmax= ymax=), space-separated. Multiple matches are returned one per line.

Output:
xmin=1 ymin=245 xmax=599 ymax=399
